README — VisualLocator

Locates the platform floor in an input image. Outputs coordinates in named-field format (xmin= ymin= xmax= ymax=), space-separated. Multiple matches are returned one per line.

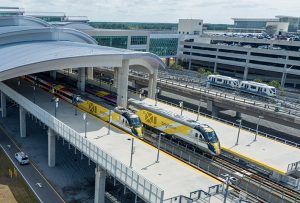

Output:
xmin=6 ymin=79 xmax=222 ymax=201
xmin=142 ymin=98 xmax=300 ymax=175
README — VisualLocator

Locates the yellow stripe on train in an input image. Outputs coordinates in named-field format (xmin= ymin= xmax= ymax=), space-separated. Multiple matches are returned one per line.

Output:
xmin=78 ymin=100 xmax=120 ymax=122
xmin=136 ymin=109 xmax=192 ymax=135
xmin=95 ymin=91 xmax=110 ymax=98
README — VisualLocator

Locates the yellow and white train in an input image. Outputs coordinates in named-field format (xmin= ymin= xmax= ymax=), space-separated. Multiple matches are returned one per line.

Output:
xmin=24 ymin=75 xmax=143 ymax=138
xmin=128 ymin=99 xmax=221 ymax=156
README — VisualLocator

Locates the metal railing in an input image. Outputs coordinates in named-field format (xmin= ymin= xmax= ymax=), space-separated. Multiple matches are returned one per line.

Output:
xmin=0 ymin=82 xmax=164 ymax=203
xmin=153 ymin=97 xmax=300 ymax=149
xmin=126 ymin=69 xmax=300 ymax=117
xmin=89 ymin=76 xmax=300 ymax=149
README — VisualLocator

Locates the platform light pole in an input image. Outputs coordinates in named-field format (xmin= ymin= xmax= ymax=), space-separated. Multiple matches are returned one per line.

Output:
xmin=235 ymin=119 xmax=242 ymax=145
xmin=109 ymin=79 xmax=113 ymax=93
xmin=179 ymin=101 xmax=184 ymax=116
xmin=74 ymin=95 xmax=80 ymax=116
xmin=51 ymin=97 xmax=59 ymax=117
xmin=107 ymin=110 xmax=112 ymax=135
xmin=220 ymin=173 xmax=238 ymax=203
xmin=32 ymin=84 xmax=36 ymax=104
xmin=83 ymin=113 xmax=87 ymax=138
xmin=129 ymin=138 xmax=135 ymax=168
xmin=155 ymin=88 xmax=160 ymax=106
xmin=17 ymin=80 xmax=21 ymax=92
xmin=254 ymin=116 xmax=264 ymax=141
xmin=196 ymin=96 xmax=201 ymax=121
xmin=156 ymin=133 xmax=163 ymax=163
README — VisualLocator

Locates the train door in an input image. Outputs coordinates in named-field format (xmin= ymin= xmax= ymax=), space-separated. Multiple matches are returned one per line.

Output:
xmin=258 ymin=87 xmax=262 ymax=95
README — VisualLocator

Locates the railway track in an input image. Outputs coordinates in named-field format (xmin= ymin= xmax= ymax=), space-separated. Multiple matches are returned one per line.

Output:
xmin=142 ymin=129 xmax=300 ymax=203
xmin=214 ymin=157 xmax=300 ymax=203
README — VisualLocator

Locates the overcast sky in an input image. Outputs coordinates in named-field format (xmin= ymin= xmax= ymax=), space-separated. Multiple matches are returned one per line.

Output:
xmin=3 ymin=0 xmax=300 ymax=23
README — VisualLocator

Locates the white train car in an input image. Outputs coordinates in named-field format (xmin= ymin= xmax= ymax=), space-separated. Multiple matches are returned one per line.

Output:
xmin=239 ymin=81 xmax=277 ymax=97
xmin=207 ymin=75 xmax=239 ymax=89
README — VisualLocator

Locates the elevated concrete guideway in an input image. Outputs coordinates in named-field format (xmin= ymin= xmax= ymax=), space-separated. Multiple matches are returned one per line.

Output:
xmin=0 ymin=15 xmax=164 ymax=108
xmin=98 ymin=68 xmax=300 ymax=129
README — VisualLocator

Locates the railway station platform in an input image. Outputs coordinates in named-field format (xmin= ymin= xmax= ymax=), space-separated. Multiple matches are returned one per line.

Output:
xmin=141 ymin=98 xmax=300 ymax=188
xmin=3 ymin=78 xmax=226 ymax=202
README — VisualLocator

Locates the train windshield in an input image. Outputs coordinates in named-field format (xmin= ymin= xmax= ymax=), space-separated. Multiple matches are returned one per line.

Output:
xmin=206 ymin=131 xmax=219 ymax=143
xmin=130 ymin=117 xmax=142 ymax=127
xmin=270 ymin=87 xmax=276 ymax=93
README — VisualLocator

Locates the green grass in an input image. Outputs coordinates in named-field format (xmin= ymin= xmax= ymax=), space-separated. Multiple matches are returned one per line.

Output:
xmin=0 ymin=147 xmax=39 ymax=203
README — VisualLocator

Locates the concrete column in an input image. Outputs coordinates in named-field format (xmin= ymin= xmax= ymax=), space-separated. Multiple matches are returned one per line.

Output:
xmin=117 ymin=60 xmax=129 ymax=107
xmin=243 ymin=51 xmax=250 ymax=80
xmin=243 ymin=67 xmax=249 ymax=81
xmin=94 ymin=166 xmax=106 ymax=203
xmin=148 ymin=74 xmax=154 ymax=99
xmin=87 ymin=67 xmax=94 ymax=80
xmin=207 ymin=100 xmax=219 ymax=118
xmin=1 ymin=91 xmax=6 ymax=118
xmin=48 ymin=128 xmax=56 ymax=167
xmin=146 ymin=35 xmax=150 ymax=52
xmin=213 ymin=62 xmax=218 ymax=74
xmin=50 ymin=71 xmax=57 ymax=80
xmin=77 ymin=68 xmax=86 ymax=92
xmin=148 ymin=68 xmax=158 ymax=99
xmin=113 ymin=67 xmax=119 ymax=88
xmin=19 ymin=106 xmax=26 ymax=138
xmin=127 ymin=35 xmax=131 ymax=49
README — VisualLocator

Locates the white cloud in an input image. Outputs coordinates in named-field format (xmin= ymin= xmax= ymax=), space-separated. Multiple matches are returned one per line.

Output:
xmin=1 ymin=0 xmax=299 ymax=23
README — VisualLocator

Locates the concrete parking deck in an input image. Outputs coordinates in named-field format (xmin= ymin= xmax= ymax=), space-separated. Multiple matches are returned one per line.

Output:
xmin=5 ymin=79 xmax=222 ymax=201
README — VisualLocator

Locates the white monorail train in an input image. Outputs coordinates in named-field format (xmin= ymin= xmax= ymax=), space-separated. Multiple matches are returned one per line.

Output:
xmin=207 ymin=75 xmax=277 ymax=97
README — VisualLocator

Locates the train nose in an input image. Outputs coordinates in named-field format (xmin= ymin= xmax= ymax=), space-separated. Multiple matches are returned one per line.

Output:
xmin=134 ymin=127 xmax=143 ymax=138
xmin=212 ymin=142 xmax=221 ymax=155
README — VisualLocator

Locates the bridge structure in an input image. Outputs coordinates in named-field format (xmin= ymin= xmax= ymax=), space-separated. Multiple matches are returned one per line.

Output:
xmin=97 ymin=68 xmax=300 ymax=130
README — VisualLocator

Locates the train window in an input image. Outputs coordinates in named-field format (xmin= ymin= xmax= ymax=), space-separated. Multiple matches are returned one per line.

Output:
xmin=195 ymin=133 xmax=198 ymax=138
xmin=250 ymin=85 xmax=256 ymax=89
xmin=217 ymin=79 xmax=222 ymax=82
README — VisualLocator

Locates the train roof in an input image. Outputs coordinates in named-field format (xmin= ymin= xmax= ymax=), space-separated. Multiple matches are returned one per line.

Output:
xmin=241 ymin=81 xmax=275 ymax=88
xmin=114 ymin=106 xmax=136 ymax=117
xmin=208 ymin=75 xmax=239 ymax=81
xmin=128 ymin=99 xmax=212 ymax=129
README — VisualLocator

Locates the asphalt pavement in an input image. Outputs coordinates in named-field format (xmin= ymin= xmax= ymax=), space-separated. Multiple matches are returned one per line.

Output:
xmin=0 ymin=128 xmax=65 ymax=203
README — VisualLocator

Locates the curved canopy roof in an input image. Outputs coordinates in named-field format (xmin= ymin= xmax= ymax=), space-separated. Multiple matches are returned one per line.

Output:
xmin=0 ymin=16 xmax=164 ymax=81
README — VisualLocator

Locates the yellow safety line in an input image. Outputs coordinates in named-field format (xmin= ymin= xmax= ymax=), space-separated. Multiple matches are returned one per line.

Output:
xmin=0 ymin=124 xmax=67 ymax=203
xmin=221 ymin=147 xmax=285 ymax=175
xmin=28 ymin=81 xmax=220 ymax=183
xmin=154 ymin=99 xmax=300 ymax=151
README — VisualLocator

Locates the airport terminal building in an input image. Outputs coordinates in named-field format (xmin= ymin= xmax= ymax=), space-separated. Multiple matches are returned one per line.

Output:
xmin=2 ymin=6 xmax=299 ymax=88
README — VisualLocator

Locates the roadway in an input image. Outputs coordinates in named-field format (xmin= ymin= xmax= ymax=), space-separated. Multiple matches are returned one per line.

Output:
xmin=5 ymin=78 xmax=224 ymax=201
xmin=0 ymin=127 xmax=65 ymax=203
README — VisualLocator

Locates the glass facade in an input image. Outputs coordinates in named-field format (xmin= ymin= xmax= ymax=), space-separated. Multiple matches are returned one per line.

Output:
xmin=234 ymin=21 xmax=267 ymax=29
xmin=149 ymin=38 xmax=178 ymax=57
xmin=278 ymin=17 xmax=300 ymax=32
xmin=93 ymin=36 xmax=128 ymax=49
xmin=38 ymin=16 xmax=63 ymax=22
xmin=131 ymin=36 xmax=147 ymax=45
